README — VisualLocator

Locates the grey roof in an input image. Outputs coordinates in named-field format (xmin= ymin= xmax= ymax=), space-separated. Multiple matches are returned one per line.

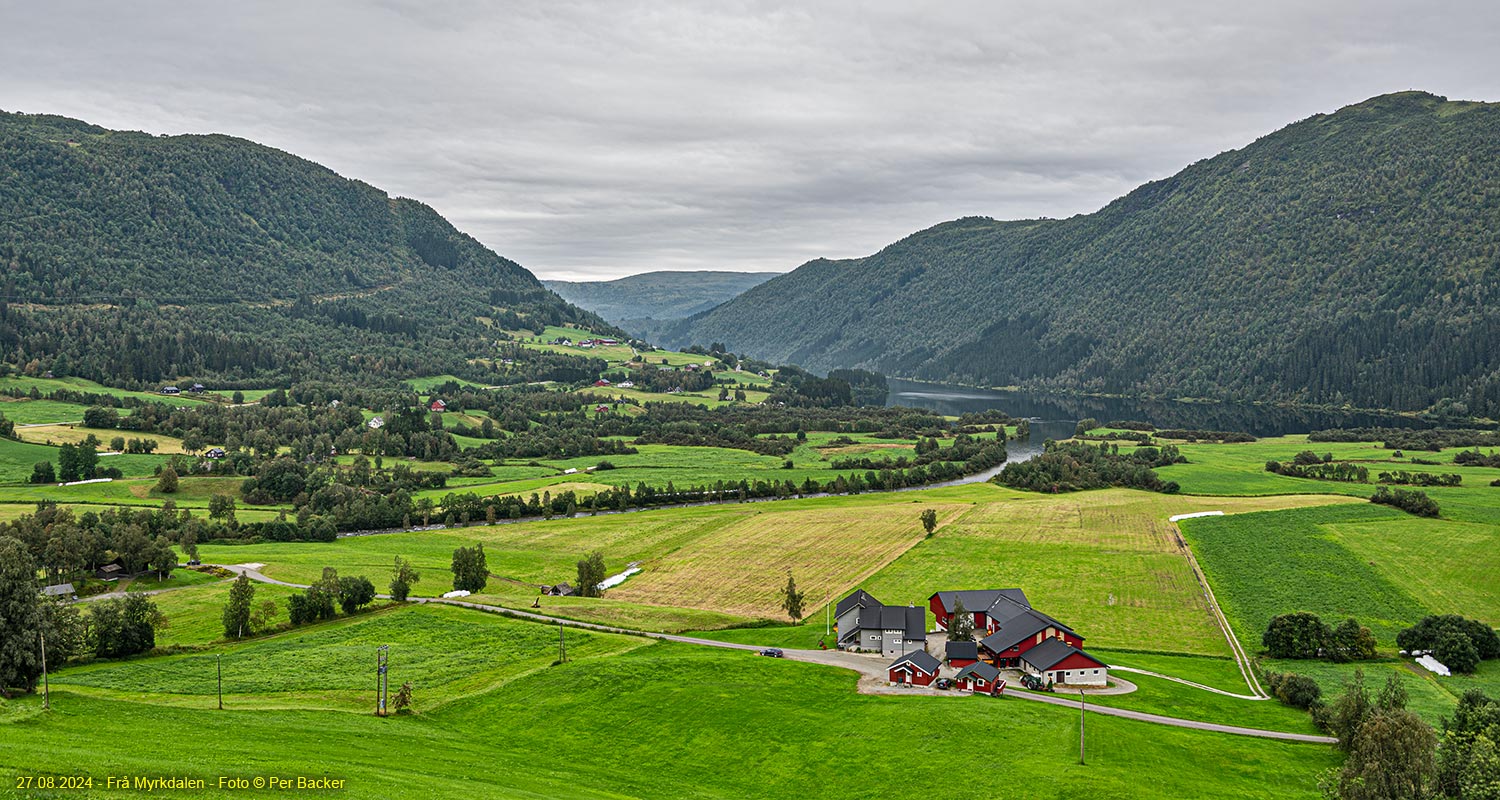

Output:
xmin=835 ymin=588 xmax=881 ymax=618
xmin=954 ymin=661 xmax=1001 ymax=682
xmin=979 ymin=609 xmax=1079 ymax=654
xmin=888 ymin=649 xmax=941 ymax=674
xmin=945 ymin=640 xmax=979 ymax=661
xmin=41 ymin=583 xmax=75 ymax=597
xmin=867 ymin=606 xmax=926 ymax=640
xmin=1020 ymin=638 xmax=1106 ymax=672
xmin=931 ymin=589 xmax=1030 ymax=616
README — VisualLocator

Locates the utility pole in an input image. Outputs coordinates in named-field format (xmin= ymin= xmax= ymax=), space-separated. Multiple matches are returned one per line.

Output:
xmin=217 ymin=654 xmax=222 ymax=710
xmin=376 ymin=645 xmax=389 ymax=716
xmin=1079 ymin=689 xmax=1086 ymax=765
xmin=39 ymin=631 xmax=49 ymax=711
xmin=558 ymin=622 xmax=567 ymax=663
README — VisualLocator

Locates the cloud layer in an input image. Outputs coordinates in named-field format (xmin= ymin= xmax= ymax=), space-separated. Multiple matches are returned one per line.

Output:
xmin=2 ymin=1 xmax=1495 ymax=279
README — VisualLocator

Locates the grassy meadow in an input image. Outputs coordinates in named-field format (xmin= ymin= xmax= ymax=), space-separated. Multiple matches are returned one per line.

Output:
xmin=2 ymin=629 xmax=1340 ymax=800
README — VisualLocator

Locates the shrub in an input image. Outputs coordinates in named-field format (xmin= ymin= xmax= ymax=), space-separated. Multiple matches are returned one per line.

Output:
xmin=1263 ymin=612 xmax=1331 ymax=659
xmin=1264 ymin=671 xmax=1322 ymax=709
xmin=1370 ymin=486 xmax=1440 ymax=517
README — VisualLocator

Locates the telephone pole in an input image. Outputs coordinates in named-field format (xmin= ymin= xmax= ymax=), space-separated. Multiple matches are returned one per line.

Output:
xmin=558 ymin=622 xmax=567 ymax=663
xmin=39 ymin=631 xmax=49 ymax=711
xmin=376 ymin=645 xmax=389 ymax=716
xmin=217 ymin=654 xmax=222 ymax=710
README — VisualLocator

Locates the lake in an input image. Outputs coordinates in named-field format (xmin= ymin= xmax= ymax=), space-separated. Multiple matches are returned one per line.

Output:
xmin=886 ymin=379 xmax=1429 ymax=446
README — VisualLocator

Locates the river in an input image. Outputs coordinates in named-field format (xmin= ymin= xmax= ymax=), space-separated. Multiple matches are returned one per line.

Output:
xmin=886 ymin=378 xmax=1428 ymax=451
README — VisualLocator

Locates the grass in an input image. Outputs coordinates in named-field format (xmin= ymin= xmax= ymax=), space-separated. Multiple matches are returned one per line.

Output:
xmin=14 ymin=424 xmax=196 ymax=454
xmin=1257 ymin=657 xmax=1500 ymax=726
xmin=3 ymin=639 xmax=1340 ymax=799
xmin=0 ymin=397 xmax=92 ymax=425
xmin=143 ymin=580 xmax=300 ymax=648
xmin=1078 ymin=669 xmax=1323 ymax=735
xmin=201 ymin=490 xmax=974 ymax=622
xmin=53 ymin=603 xmax=644 ymax=712
xmin=123 ymin=567 xmax=226 ymax=594
xmin=1180 ymin=504 xmax=1462 ymax=651
xmin=0 ymin=375 xmax=216 ymax=407
xmin=856 ymin=487 xmax=1360 ymax=656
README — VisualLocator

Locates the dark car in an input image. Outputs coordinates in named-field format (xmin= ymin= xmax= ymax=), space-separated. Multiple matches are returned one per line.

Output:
xmin=934 ymin=678 xmax=955 ymax=690
xmin=758 ymin=648 xmax=784 ymax=658
xmin=186 ymin=559 xmax=202 ymax=566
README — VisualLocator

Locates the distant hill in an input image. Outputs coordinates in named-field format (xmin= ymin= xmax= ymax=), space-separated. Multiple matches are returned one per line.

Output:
xmin=0 ymin=111 xmax=611 ymax=385
xmin=544 ymin=271 xmax=780 ymax=330
xmin=664 ymin=92 xmax=1500 ymax=418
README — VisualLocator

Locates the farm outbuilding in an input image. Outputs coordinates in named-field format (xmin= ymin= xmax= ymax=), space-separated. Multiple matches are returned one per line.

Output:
xmin=953 ymin=661 xmax=1001 ymax=693
xmin=1019 ymin=638 xmax=1109 ymax=687
xmin=887 ymin=650 xmax=941 ymax=687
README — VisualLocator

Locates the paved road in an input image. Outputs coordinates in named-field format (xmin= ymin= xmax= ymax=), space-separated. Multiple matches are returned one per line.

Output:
xmin=215 ymin=563 xmax=1335 ymax=745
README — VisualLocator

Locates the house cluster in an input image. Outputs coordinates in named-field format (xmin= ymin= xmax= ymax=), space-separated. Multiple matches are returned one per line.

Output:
xmin=838 ymin=587 xmax=1110 ymax=690
xmin=158 ymin=383 xmax=206 ymax=395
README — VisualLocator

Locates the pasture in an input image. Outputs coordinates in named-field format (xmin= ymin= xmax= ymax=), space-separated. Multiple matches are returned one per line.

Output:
xmin=3 ymin=632 xmax=1340 ymax=800
xmin=1179 ymin=504 xmax=1439 ymax=650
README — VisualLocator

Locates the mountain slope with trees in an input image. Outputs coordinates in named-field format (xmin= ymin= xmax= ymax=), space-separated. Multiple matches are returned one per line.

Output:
xmin=663 ymin=92 xmax=1500 ymax=417
xmin=0 ymin=111 xmax=610 ymax=385
xmin=544 ymin=270 xmax=780 ymax=329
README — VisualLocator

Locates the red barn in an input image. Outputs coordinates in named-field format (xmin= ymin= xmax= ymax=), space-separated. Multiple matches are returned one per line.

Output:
xmin=978 ymin=608 xmax=1085 ymax=668
xmin=953 ymin=661 xmax=1002 ymax=693
xmin=887 ymin=650 xmax=940 ymax=687
xmin=929 ymin=589 xmax=1030 ymax=633
xmin=593 ymin=379 xmax=611 ymax=387
xmin=429 ymin=399 xmax=447 ymax=412
xmin=945 ymin=640 xmax=979 ymax=668
xmin=1020 ymin=638 xmax=1109 ymax=687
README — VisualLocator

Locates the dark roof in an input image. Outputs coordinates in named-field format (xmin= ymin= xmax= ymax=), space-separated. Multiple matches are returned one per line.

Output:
xmin=867 ymin=606 xmax=926 ymax=640
xmin=1020 ymin=638 xmax=1106 ymax=672
xmin=931 ymin=589 xmax=1031 ymax=616
xmin=835 ymin=589 xmax=881 ymax=618
xmin=945 ymin=640 xmax=979 ymax=660
xmin=41 ymin=583 xmax=75 ymax=597
xmin=888 ymin=649 xmax=941 ymax=674
xmin=979 ymin=609 xmax=1079 ymax=654
xmin=954 ymin=661 xmax=1001 ymax=682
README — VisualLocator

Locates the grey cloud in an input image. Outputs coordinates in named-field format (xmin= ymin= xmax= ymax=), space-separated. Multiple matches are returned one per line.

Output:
xmin=1 ymin=0 xmax=1496 ymax=279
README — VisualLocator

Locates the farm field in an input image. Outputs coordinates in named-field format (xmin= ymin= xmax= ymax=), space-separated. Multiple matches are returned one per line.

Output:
xmin=1155 ymin=435 xmax=1500 ymax=526
xmin=1179 ymin=503 xmax=1488 ymax=650
xmin=0 ymin=437 xmax=168 ymax=483
xmin=2 ymin=633 xmax=1340 ymax=800
xmin=1256 ymin=657 xmax=1500 ymax=727
xmin=14 ymin=424 xmax=195 ymax=454
xmin=200 ymin=488 xmax=975 ymax=622
xmin=0 ymin=376 xmax=217 ymax=407
xmin=0 ymin=397 xmax=93 ymax=425
xmin=856 ymin=487 xmax=1362 ymax=656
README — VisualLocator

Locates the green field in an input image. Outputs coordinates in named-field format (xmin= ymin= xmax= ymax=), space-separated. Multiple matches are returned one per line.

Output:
xmin=2 ymin=621 xmax=1339 ymax=799
xmin=0 ymin=376 xmax=216 ymax=407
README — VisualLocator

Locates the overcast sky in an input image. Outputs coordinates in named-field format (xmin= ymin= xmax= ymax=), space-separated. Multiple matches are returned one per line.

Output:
xmin=2 ymin=1 xmax=1496 ymax=280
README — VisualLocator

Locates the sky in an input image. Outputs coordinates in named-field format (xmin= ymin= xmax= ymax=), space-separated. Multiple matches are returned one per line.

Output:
xmin=2 ymin=1 xmax=1496 ymax=280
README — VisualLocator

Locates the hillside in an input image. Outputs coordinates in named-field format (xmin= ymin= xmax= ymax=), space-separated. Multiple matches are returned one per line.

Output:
xmin=663 ymin=92 xmax=1500 ymax=418
xmin=0 ymin=111 xmax=610 ymax=385
xmin=544 ymin=270 xmax=780 ymax=329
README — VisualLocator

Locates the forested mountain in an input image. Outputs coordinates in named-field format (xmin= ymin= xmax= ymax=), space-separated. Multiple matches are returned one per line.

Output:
xmin=0 ymin=111 xmax=610 ymax=385
xmin=663 ymin=92 xmax=1500 ymax=417
xmin=544 ymin=270 xmax=780 ymax=329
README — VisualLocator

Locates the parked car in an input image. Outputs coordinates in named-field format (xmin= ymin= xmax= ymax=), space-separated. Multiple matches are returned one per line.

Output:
xmin=186 ymin=559 xmax=202 ymax=566
xmin=934 ymin=678 xmax=955 ymax=690
xmin=758 ymin=648 xmax=784 ymax=658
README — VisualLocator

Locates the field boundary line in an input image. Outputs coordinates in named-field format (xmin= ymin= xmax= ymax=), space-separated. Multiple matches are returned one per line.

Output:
xmin=1170 ymin=520 xmax=1268 ymax=698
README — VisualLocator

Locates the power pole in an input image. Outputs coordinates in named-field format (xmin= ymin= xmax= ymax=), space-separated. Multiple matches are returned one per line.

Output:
xmin=558 ymin=622 xmax=567 ymax=663
xmin=1079 ymin=689 xmax=1086 ymax=765
xmin=376 ymin=645 xmax=389 ymax=716
xmin=39 ymin=631 xmax=49 ymax=711
xmin=217 ymin=654 xmax=222 ymax=710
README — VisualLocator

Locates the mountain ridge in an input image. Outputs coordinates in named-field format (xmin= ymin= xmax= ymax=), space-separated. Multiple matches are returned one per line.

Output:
xmin=661 ymin=91 xmax=1500 ymax=417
